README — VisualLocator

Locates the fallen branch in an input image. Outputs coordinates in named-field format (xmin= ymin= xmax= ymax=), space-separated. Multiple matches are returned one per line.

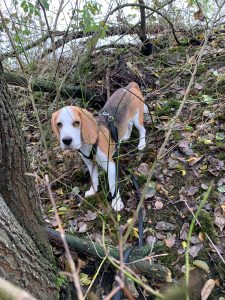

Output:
xmin=0 ymin=72 xmax=107 ymax=102
xmin=46 ymin=227 xmax=172 ymax=283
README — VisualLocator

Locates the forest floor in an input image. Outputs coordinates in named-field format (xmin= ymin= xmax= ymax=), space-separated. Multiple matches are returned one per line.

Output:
xmin=15 ymin=31 xmax=225 ymax=299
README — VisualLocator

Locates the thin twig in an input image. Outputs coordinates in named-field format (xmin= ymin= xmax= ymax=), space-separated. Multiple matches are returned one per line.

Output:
xmin=184 ymin=201 xmax=225 ymax=265
xmin=185 ymin=182 xmax=213 ymax=300
xmin=0 ymin=8 xmax=24 ymax=70
xmin=27 ymin=79 xmax=50 ymax=164
xmin=107 ymin=2 xmax=181 ymax=45
xmin=108 ymin=256 xmax=165 ymax=299
xmin=104 ymin=285 xmax=121 ymax=300
xmin=45 ymin=175 xmax=84 ymax=300
xmin=116 ymin=276 xmax=135 ymax=300
xmin=123 ymin=5 xmax=224 ymax=244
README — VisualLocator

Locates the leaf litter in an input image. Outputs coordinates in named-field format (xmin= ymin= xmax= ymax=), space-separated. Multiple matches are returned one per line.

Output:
xmin=16 ymin=36 xmax=225 ymax=298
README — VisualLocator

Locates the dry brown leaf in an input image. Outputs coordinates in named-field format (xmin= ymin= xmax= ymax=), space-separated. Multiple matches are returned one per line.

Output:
xmin=194 ymin=9 xmax=205 ymax=21
xmin=155 ymin=221 xmax=176 ymax=231
xmin=214 ymin=215 xmax=225 ymax=231
xmin=84 ymin=211 xmax=97 ymax=221
xmin=165 ymin=234 xmax=176 ymax=248
xmin=190 ymin=244 xmax=203 ymax=258
xmin=154 ymin=200 xmax=163 ymax=209
xmin=78 ymin=222 xmax=88 ymax=233
xmin=138 ymin=163 xmax=149 ymax=175
xmin=180 ymin=223 xmax=189 ymax=240
xmin=201 ymin=279 xmax=216 ymax=300
xmin=194 ymin=83 xmax=203 ymax=90
xmin=188 ymin=155 xmax=204 ymax=166
xmin=221 ymin=205 xmax=225 ymax=213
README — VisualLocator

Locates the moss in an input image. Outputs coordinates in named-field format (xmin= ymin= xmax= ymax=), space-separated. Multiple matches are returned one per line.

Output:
xmin=196 ymin=63 xmax=208 ymax=76
xmin=157 ymin=99 xmax=180 ymax=116
xmin=197 ymin=209 xmax=218 ymax=240
xmin=154 ymin=241 xmax=182 ymax=270
xmin=192 ymin=142 xmax=211 ymax=155
xmin=55 ymin=273 xmax=68 ymax=289
xmin=215 ymin=141 xmax=225 ymax=151
xmin=81 ymin=191 xmax=108 ymax=211
xmin=173 ymin=131 xmax=183 ymax=142
xmin=137 ymin=174 xmax=147 ymax=187
xmin=218 ymin=152 xmax=225 ymax=160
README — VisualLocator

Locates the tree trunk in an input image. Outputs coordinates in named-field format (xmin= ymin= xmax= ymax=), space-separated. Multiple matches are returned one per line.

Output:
xmin=0 ymin=63 xmax=58 ymax=299
xmin=0 ymin=196 xmax=57 ymax=299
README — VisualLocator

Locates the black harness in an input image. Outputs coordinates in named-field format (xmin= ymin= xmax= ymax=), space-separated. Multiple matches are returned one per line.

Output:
xmin=78 ymin=143 xmax=97 ymax=161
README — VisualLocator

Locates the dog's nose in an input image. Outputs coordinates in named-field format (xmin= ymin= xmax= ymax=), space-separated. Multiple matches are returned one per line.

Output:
xmin=62 ymin=137 xmax=72 ymax=146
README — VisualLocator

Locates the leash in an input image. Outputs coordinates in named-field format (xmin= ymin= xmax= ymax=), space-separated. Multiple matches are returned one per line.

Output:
xmin=79 ymin=109 xmax=144 ymax=298
xmin=113 ymin=174 xmax=144 ymax=300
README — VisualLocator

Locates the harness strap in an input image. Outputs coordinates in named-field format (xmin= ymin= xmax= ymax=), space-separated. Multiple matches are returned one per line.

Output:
xmin=78 ymin=143 xmax=97 ymax=161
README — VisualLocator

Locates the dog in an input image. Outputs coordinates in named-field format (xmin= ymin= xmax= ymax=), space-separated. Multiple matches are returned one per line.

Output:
xmin=51 ymin=82 xmax=148 ymax=211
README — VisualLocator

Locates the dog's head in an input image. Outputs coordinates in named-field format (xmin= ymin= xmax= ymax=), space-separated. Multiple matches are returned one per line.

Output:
xmin=51 ymin=106 xmax=98 ymax=150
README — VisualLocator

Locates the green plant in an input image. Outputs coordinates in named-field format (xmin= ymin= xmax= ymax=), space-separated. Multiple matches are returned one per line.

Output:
xmin=185 ymin=182 xmax=213 ymax=300
xmin=55 ymin=273 xmax=67 ymax=289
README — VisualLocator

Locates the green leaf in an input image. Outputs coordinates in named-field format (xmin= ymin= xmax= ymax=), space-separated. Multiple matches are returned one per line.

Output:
xmin=58 ymin=206 xmax=67 ymax=212
xmin=218 ymin=185 xmax=225 ymax=193
xmin=202 ymin=94 xmax=214 ymax=104
xmin=216 ymin=132 xmax=225 ymax=141
xmin=80 ymin=273 xmax=92 ymax=286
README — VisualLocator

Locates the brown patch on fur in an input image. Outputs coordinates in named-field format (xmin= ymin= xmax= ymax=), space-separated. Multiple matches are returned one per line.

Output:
xmin=51 ymin=110 xmax=60 ymax=140
xmin=97 ymin=125 xmax=115 ymax=161
xmin=71 ymin=107 xmax=98 ymax=145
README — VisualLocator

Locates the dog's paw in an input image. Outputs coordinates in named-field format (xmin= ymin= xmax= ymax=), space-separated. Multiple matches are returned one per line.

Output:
xmin=112 ymin=197 xmax=124 ymax=211
xmin=138 ymin=142 xmax=146 ymax=151
xmin=85 ymin=188 xmax=96 ymax=197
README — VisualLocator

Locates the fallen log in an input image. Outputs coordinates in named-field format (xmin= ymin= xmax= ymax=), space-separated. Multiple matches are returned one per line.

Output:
xmin=0 ymin=72 xmax=107 ymax=102
xmin=47 ymin=228 xmax=172 ymax=283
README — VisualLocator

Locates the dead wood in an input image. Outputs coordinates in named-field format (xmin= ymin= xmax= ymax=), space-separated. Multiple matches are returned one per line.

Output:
xmin=47 ymin=227 xmax=172 ymax=283
xmin=0 ymin=72 xmax=107 ymax=102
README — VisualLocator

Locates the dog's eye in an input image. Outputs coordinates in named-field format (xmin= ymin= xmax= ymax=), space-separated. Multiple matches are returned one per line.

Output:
xmin=57 ymin=122 xmax=62 ymax=128
xmin=73 ymin=121 xmax=80 ymax=127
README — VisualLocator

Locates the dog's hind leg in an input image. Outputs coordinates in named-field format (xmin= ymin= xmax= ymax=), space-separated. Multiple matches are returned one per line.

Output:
xmin=133 ymin=111 xmax=146 ymax=150
xmin=123 ymin=122 xmax=133 ymax=141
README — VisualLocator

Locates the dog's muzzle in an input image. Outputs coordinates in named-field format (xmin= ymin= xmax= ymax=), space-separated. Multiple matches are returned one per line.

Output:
xmin=62 ymin=137 xmax=72 ymax=146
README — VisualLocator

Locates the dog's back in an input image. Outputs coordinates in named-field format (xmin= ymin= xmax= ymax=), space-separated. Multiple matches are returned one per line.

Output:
xmin=100 ymin=82 xmax=145 ymax=140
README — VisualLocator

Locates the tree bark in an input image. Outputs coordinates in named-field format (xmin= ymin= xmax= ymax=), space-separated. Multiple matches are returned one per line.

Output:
xmin=0 ymin=196 xmax=57 ymax=299
xmin=0 ymin=63 xmax=58 ymax=299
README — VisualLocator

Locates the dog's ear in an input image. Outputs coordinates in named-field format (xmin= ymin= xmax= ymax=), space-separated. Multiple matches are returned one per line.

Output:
xmin=79 ymin=108 xmax=98 ymax=144
xmin=51 ymin=111 xmax=60 ymax=140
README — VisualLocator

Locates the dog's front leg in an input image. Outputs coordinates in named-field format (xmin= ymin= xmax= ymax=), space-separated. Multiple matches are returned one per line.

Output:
xmin=107 ymin=161 xmax=124 ymax=211
xmin=82 ymin=157 xmax=99 ymax=197
xmin=96 ymin=149 xmax=124 ymax=211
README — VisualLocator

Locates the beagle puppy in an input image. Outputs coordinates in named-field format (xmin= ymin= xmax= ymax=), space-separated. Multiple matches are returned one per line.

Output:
xmin=51 ymin=82 xmax=148 ymax=211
